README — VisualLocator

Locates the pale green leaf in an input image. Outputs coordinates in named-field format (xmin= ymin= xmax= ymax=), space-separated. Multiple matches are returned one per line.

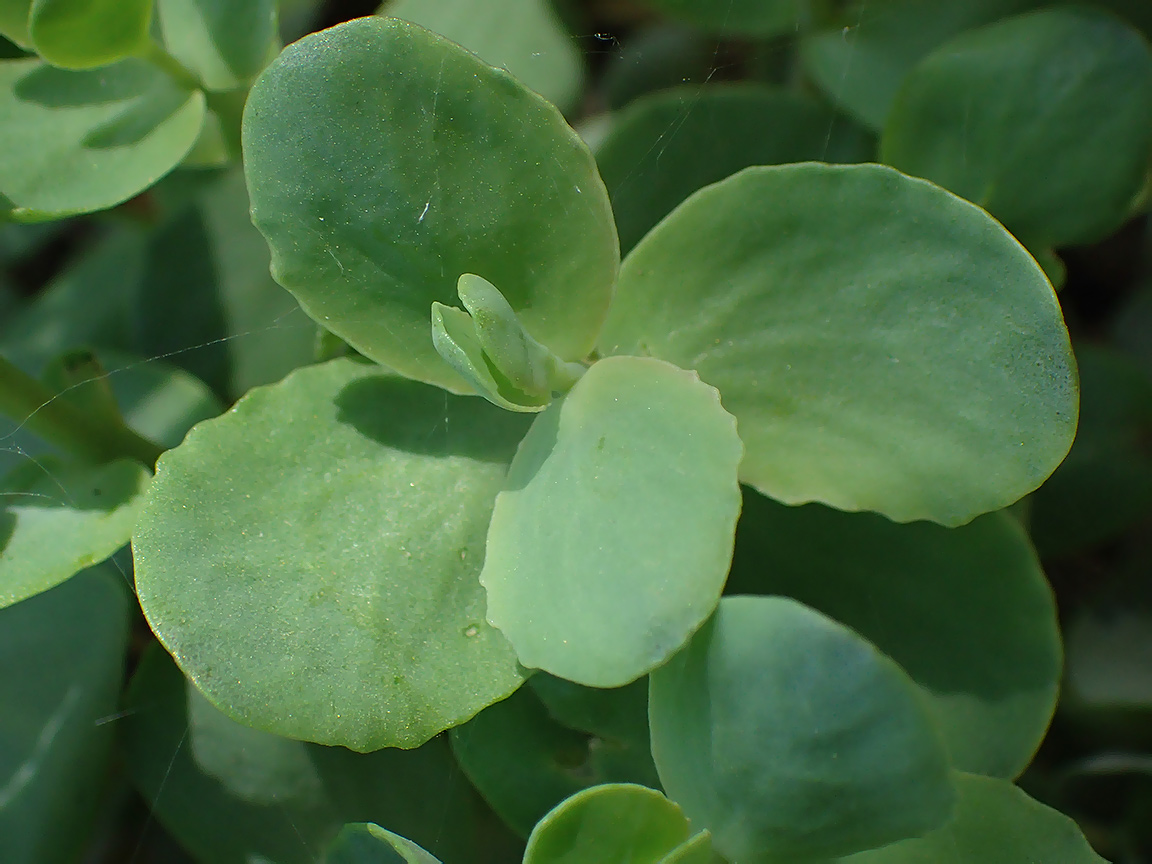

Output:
xmin=28 ymin=0 xmax=151 ymax=69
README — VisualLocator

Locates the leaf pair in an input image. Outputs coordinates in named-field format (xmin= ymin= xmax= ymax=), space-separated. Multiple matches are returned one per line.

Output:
xmin=432 ymin=273 xmax=585 ymax=412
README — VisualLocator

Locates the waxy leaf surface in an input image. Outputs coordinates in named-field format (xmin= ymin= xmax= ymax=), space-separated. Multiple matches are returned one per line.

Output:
xmin=838 ymin=773 xmax=1107 ymax=863
xmin=382 ymin=0 xmax=582 ymax=113
xmin=649 ymin=596 xmax=955 ymax=862
xmin=327 ymin=823 xmax=443 ymax=864
xmin=123 ymin=646 xmax=484 ymax=864
xmin=481 ymin=355 xmax=743 ymax=687
xmin=882 ymin=7 xmax=1152 ymax=248
xmin=600 ymin=163 xmax=1077 ymax=526
xmin=133 ymin=358 xmax=531 ymax=750
xmin=641 ymin=0 xmax=803 ymax=37
xmin=0 ymin=458 xmax=149 ymax=609
xmin=28 ymin=0 xmax=151 ymax=68
xmin=243 ymin=17 xmax=617 ymax=392
xmin=727 ymin=491 xmax=1061 ymax=779
xmin=0 ymin=568 xmax=129 ymax=864
xmin=159 ymin=0 xmax=278 ymax=91
xmin=524 ymin=784 xmax=692 ymax=864
xmin=596 ymin=84 xmax=873 ymax=253
xmin=0 ymin=58 xmax=205 ymax=215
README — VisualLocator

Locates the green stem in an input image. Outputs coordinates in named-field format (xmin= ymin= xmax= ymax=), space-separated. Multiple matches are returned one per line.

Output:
xmin=0 ymin=355 xmax=164 ymax=469
xmin=137 ymin=39 xmax=202 ymax=92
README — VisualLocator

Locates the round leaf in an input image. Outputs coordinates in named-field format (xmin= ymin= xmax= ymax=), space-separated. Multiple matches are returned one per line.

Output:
xmin=599 ymin=163 xmax=1077 ymax=526
xmin=158 ymin=0 xmax=278 ymax=92
xmin=524 ymin=784 xmax=691 ymax=864
xmin=382 ymin=0 xmax=583 ymax=113
xmin=838 ymin=773 xmax=1107 ymax=863
xmin=481 ymin=355 xmax=743 ymax=687
xmin=727 ymin=490 xmax=1061 ymax=779
xmin=0 ymin=58 xmax=205 ymax=215
xmin=640 ymin=0 xmax=804 ymax=37
xmin=133 ymin=357 xmax=532 ymax=750
xmin=649 ymin=595 xmax=956 ymax=862
xmin=1 ymin=458 xmax=150 ymax=609
xmin=28 ymin=0 xmax=152 ymax=69
xmin=327 ymin=823 xmax=443 ymax=864
xmin=596 ymin=84 xmax=873 ymax=254
xmin=0 ymin=568 xmax=129 ymax=864
xmin=882 ymin=7 xmax=1152 ymax=248
xmin=242 ymin=17 xmax=617 ymax=393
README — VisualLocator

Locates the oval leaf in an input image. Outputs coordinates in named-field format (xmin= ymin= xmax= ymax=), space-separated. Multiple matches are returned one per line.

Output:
xmin=133 ymin=358 xmax=531 ymax=750
xmin=0 ymin=58 xmax=205 ymax=215
xmin=727 ymin=490 xmax=1061 ymax=779
xmin=838 ymin=773 xmax=1107 ymax=863
xmin=882 ymin=7 xmax=1152 ymax=248
xmin=28 ymin=0 xmax=152 ymax=68
xmin=596 ymin=84 xmax=873 ymax=253
xmin=1 ymin=458 xmax=150 ymax=609
xmin=524 ymin=784 xmax=690 ymax=864
xmin=649 ymin=595 xmax=956 ymax=862
xmin=0 ymin=568 xmax=129 ymax=864
xmin=242 ymin=17 xmax=617 ymax=393
xmin=382 ymin=0 xmax=583 ymax=113
xmin=599 ymin=163 xmax=1077 ymax=526
xmin=158 ymin=0 xmax=278 ymax=91
xmin=481 ymin=355 xmax=743 ymax=687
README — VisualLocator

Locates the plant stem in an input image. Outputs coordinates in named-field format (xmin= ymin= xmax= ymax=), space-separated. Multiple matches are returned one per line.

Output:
xmin=138 ymin=39 xmax=202 ymax=92
xmin=0 ymin=355 xmax=164 ymax=469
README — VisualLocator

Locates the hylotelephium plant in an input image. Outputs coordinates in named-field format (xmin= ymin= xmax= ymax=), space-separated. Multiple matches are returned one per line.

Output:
xmin=4 ymin=0 xmax=1152 ymax=862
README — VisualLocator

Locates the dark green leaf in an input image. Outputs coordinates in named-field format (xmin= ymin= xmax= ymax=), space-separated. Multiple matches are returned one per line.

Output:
xmin=381 ymin=0 xmax=582 ymax=112
xmin=523 ymin=784 xmax=691 ymax=864
xmin=243 ymin=17 xmax=617 ymax=392
xmin=28 ymin=0 xmax=152 ymax=68
xmin=481 ymin=355 xmax=742 ymax=687
xmin=159 ymin=0 xmax=278 ymax=91
xmin=595 ymin=84 xmax=873 ymax=254
xmin=727 ymin=490 xmax=1061 ymax=779
xmin=1 ymin=458 xmax=149 ymax=608
xmin=837 ymin=773 xmax=1106 ymax=863
xmin=0 ymin=567 xmax=129 ymax=864
xmin=649 ymin=595 xmax=955 ymax=862
xmin=641 ymin=0 xmax=803 ymax=37
xmin=0 ymin=58 xmax=205 ymax=215
xmin=600 ymin=163 xmax=1077 ymax=526
xmin=600 ymin=24 xmax=714 ymax=110
xmin=133 ymin=358 xmax=530 ymax=750
xmin=0 ymin=0 xmax=30 ymax=47
xmin=882 ymin=7 xmax=1152 ymax=248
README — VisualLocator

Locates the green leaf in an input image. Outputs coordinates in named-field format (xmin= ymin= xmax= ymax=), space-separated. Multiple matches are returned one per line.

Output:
xmin=1 ymin=458 xmax=149 ymax=609
xmin=481 ymin=355 xmax=743 ymax=687
xmin=0 ymin=0 xmax=31 ymax=47
xmin=242 ymin=17 xmax=617 ymax=393
xmin=1030 ymin=345 xmax=1152 ymax=559
xmin=882 ymin=7 xmax=1152 ymax=248
xmin=381 ymin=0 xmax=582 ymax=113
xmin=640 ymin=0 xmax=803 ymax=37
xmin=159 ymin=0 xmax=277 ymax=91
xmin=595 ymin=84 xmax=873 ymax=254
xmin=327 ymin=823 xmax=443 ymax=864
xmin=837 ymin=773 xmax=1107 ymax=863
xmin=28 ymin=0 xmax=151 ymax=69
xmin=124 ymin=644 xmax=497 ymax=864
xmin=133 ymin=357 xmax=531 ymax=750
xmin=450 ymin=686 xmax=590 ymax=838
xmin=800 ymin=0 xmax=1035 ymax=130
xmin=727 ymin=490 xmax=1061 ymax=779
xmin=649 ymin=595 xmax=956 ymax=862
xmin=599 ymin=163 xmax=1077 ymax=527
xmin=0 ymin=567 xmax=129 ymax=864
xmin=524 ymin=784 xmax=691 ymax=864
xmin=0 ymin=58 xmax=205 ymax=215
xmin=658 ymin=832 xmax=716 ymax=864
xmin=600 ymin=24 xmax=714 ymax=111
